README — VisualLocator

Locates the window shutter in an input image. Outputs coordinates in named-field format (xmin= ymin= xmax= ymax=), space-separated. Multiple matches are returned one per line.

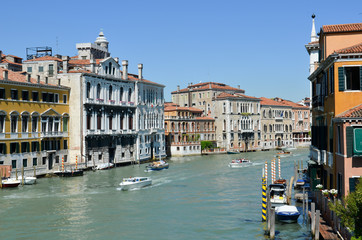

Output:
xmin=338 ymin=67 xmax=345 ymax=91
xmin=360 ymin=66 xmax=362 ymax=90
xmin=16 ymin=143 xmax=19 ymax=153
xmin=41 ymin=141 xmax=44 ymax=151
xmin=346 ymin=126 xmax=353 ymax=157
xmin=349 ymin=178 xmax=356 ymax=193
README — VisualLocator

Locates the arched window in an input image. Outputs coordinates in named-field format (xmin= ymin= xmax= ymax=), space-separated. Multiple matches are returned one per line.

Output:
xmin=97 ymin=84 xmax=101 ymax=99
xmin=86 ymin=82 xmax=91 ymax=98
xmin=128 ymin=88 xmax=132 ymax=102
xmin=21 ymin=112 xmax=30 ymax=133
xmin=109 ymin=85 xmax=113 ymax=100
xmin=269 ymin=124 xmax=272 ymax=132
xmin=0 ymin=111 xmax=6 ymax=133
xmin=10 ymin=112 xmax=19 ymax=133
xmin=120 ymin=87 xmax=124 ymax=102
xmin=108 ymin=62 xmax=112 ymax=74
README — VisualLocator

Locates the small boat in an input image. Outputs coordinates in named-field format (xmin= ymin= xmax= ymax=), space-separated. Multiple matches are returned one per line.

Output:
xmin=1 ymin=178 xmax=21 ymax=188
xmin=275 ymin=205 xmax=300 ymax=223
xmin=16 ymin=176 xmax=37 ymax=185
xmin=54 ymin=169 xmax=84 ymax=177
xmin=119 ymin=177 xmax=152 ymax=190
xmin=269 ymin=184 xmax=287 ymax=204
xmin=274 ymin=179 xmax=287 ymax=185
xmin=228 ymin=159 xmax=252 ymax=168
xmin=145 ymin=160 xmax=169 ymax=171
xmin=227 ymin=151 xmax=240 ymax=154
xmin=277 ymin=150 xmax=291 ymax=155
xmin=96 ymin=162 xmax=114 ymax=170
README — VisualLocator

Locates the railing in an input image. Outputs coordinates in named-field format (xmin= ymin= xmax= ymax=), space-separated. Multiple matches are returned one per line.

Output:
xmin=327 ymin=151 xmax=333 ymax=168
xmin=40 ymin=131 xmax=67 ymax=138
xmin=310 ymin=145 xmax=320 ymax=164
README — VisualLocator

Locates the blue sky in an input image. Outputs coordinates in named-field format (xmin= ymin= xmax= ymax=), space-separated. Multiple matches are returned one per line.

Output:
xmin=1 ymin=0 xmax=362 ymax=102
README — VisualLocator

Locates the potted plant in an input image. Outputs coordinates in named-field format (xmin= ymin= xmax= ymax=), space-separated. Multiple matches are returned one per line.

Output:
xmin=322 ymin=189 xmax=329 ymax=197
xmin=316 ymin=184 xmax=323 ymax=191
xmin=329 ymin=189 xmax=338 ymax=198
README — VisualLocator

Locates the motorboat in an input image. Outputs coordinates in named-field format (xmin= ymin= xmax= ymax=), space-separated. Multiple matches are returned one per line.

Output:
xmin=228 ymin=159 xmax=252 ymax=168
xmin=96 ymin=162 xmax=114 ymax=170
xmin=269 ymin=184 xmax=287 ymax=204
xmin=119 ymin=177 xmax=152 ymax=190
xmin=275 ymin=205 xmax=300 ymax=223
xmin=274 ymin=179 xmax=287 ymax=185
xmin=277 ymin=150 xmax=291 ymax=155
xmin=16 ymin=176 xmax=37 ymax=185
xmin=1 ymin=178 xmax=21 ymax=188
xmin=54 ymin=169 xmax=84 ymax=177
xmin=145 ymin=160 xmax=169 ymax=171
xmin=227 ymin=151 xmax=240 ymax=154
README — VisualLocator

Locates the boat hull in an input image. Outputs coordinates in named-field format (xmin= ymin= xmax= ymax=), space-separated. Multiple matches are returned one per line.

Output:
xmin=228 ymin=162 xmax=252 ymax=168
xmin=17 ymin=177 xmax=37 ymax=185
xmin=227 ymin=151 xmax=240 ymax=154
xmin=119 ymin=179 xmax=152 ymax=190
xmin=1 ymin=180 xmax=21 ymax=188
xmin=54 ymin=170 xmax=84 ymax=177
xmin=276 ymin=212 xmax=300 ymax=223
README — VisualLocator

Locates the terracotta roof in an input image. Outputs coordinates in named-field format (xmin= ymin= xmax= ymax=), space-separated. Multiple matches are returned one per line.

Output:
xmin=24 ymin=55 xmax=62 ymax=62
xmin=335 ymin=42 xmax=362 ymax=54
xmin=195 ymin=116 xmax=214 ymax=120
xmin=273 ymin=98 xmax=309 ymax=109
xmin=171 ymin=82 xmax=244 ymax=94
xmin=126 ymin=73 xmax=164 ymax=87
xmin=68 ymin=59 xmax=103 ymax=65
xmin=6 ymin=55 xmax=22 ymax=59
xmin=322 ymin=23 xmax=362 ymax=33
xmin=216 ymin=92 xmax=259 ymax=100
xmin=0 ymin=67 xmax=58 ymax=86
xmin=0 ymin=58 xmax=22 ymax=66
xmin=336 ymin=104 xmax=362 ymax=118
xmin=260 ymin=97 xmax=287 ymax=107
xmin=164 ymin=105 xmax=203 ymax=112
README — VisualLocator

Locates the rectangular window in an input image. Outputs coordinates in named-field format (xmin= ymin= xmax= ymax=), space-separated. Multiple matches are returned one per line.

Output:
xmin=63 ymin=94 xmax=67 ymax=103
xmin=0 ymin=115 xmax=5 ymax=133
xmin=22 ymin=90 xmax=29 ymax=101
xmin=42 ymin=92 xmax=48 ymax=102
xmin=344 ymin=67 xmax=360 ymax=90
xmin=38 ymin=66 xmax=43 ymax=72
xmin=12 ymin=160 xmax=17 ymax=169
xmin=63 ymin=140 xmax=68 ymax=149
xmin=32 ymin=141 xmax=39 ymax=152
xmin=48 ymin=93 xmax=54 ymax=102
xmin=42 ymin=157 xmax=46 ymax=165
xmin=0 ymin=143 xmax=6 ymax=154
xmin=64 ymin=155 xmax=67 ymax=162
xmin=11 ymin=89 xmax=18 ymax=100
xmin=10 ymin=143 xmax=19 ymax=153
xmin=32 ymin=91 xmax=39 ymax=101
xmin=55 ymin=156 xmax=59 ymax=164
xmin=27 ymin=67 xmax=32 ymax=73
xmin=329 ymin=66 xmax=334 ymax=94
xmin=33 ymin=158 xmax=38 ymax=166
xmin=97 ymin=114 xmax=102 ymax=130
xmin=63 ymin=118 xmax=68 ymax=131
xmin=23 ymin=159 xmax=27 ymax=167
xmin=87 ymin=114 xmax=91 ymax=130
xmin=48 ymin=64 xmax=54 ymax=77
xmin=55 ymin=94 xmax=59 ymax=103
xmin=0 ymin=88 xmax=5 ymax=99
xmin=337 ymin=125 xmax=341 ymax=154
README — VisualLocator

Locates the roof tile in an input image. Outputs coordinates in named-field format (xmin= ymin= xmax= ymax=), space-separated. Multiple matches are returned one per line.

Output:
xmin=336 ymin=104 xmax=362 ymax=118
xmin=323 ymin=23 xmax=362 ymax=33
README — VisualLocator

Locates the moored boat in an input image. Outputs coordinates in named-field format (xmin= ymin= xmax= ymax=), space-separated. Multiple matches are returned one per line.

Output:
xmin=119 ymin=177 xmax=152 ymax=190
xmin=228 ymin=159 xmax=252 ymax=168
xmin=16 ymin=176 xmax=37 ymax=185
xmin=54 ymin=169 xmax=84 ymax=177
xmin=227 ymin=151 xmax=240 ymax=154
xmin=275 ymin=205 xmax=300 ymax=223
xmin=269 ymin=184 xmax=287 ymax=204
xmin=277 ymin=150 xmax=291 ymax=155
xmin=96 ymin=162 xmax=114 ymax=170
xmin=1 ymin=178 xmax=21 ymax=188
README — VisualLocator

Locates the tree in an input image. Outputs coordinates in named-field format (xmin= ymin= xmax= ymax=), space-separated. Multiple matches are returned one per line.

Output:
xmin=329 ymin=179 xmax=362 ymax=239
xmin=201 ymin=141 xmax=213 ymax=150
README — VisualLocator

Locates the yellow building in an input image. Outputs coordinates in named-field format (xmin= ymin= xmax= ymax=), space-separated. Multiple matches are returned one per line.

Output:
xmin=0 ymin=67 xmax=70 ymax=175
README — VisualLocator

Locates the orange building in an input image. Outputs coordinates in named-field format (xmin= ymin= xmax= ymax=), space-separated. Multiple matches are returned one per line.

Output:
xmin=307 ymin=22 xmax=362 ymax=196
xmin=164 ymin=102 xmax=215 ymax=156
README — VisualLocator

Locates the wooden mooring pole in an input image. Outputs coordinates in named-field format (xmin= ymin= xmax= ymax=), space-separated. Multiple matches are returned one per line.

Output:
xmin=315 ymin=210 xmax=320 ymax=240
xmin=0 ymin=168 xmax=2 ymax=188
xmin=21 ymin=167 xmax=24 ymax=186
xmin=270 ymin=207 xmax=275 ymax=239
xmin=311 ymin=202 xmax=315 ymax=236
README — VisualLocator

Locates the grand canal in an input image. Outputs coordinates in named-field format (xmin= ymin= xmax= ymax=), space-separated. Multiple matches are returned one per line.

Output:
xmin=0 ymin=148 xmax=312 ymax=240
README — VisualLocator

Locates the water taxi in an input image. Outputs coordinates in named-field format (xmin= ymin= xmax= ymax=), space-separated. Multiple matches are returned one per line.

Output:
xmin=119 ymin=177 xmax=152 ymax=190
xmin=269 ymin=183 xmax=287 ymax=204
xmin=228 ymin=159 xmax=252 ymax=168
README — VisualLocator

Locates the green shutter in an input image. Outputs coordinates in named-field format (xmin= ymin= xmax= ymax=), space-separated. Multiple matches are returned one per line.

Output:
xmin=349 ymin=178 xmax=356 ymax=193
xmin=346 ymin=126 xmax=353 ymax=157
xmin=41 ymin=141 xmax=44 ymax=151
xmin=360 ymin=66 xmax=362 ymax=90
xmin=338 ymin=67 xmax=345 ymax=91
xmin=16 ymin=143 xmax=19 ymax=153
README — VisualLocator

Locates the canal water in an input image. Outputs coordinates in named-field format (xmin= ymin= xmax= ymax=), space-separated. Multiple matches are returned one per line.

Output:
xmin=0 ymin=148 xmax=311 ymax=240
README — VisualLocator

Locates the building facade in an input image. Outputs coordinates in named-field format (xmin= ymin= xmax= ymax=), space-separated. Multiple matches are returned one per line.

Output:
xmin=164 ymin=102 xmax=215 ymax=156
xmin=0 ymin=67 xmax=70 ymax=174
xmin=307 ymin=21 xmax=362 ymax=196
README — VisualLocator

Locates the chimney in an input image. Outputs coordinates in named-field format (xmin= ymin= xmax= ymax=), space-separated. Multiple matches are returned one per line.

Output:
xmin=0 ymin=50 xmax=2 ymax=61
xmin=45 ymin=77 xmax=48 ymax=84
xmin=114 ymin=57 xmax=119 ymax=64
xmin=62 ymin=56 xmax=69 ymax=73
xmin=138 ymin=63 xmax=143 ymax=80
xmin=2 ymin=69 xmax=8 ymax=81
xmin=27 ymin=73 xmax=31 ymax=83
xmin=37 ymin=75 xmax=40 ymax=84
xmin=122 ymin=60 xmax=128 ymax=80
xmin=237 ymin=85 xmax=240 ymax=89
xmin=90 ymin=58 xmax=95 ymax=73
xmin=177 ymin=85 xmax=180 ymax=92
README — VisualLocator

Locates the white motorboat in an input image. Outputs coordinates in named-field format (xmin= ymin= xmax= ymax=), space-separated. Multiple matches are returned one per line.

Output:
xmin=16 ymin=176 xmax=37 ymax=185
xmin=1 ymin=178 xmax=21 ymax=188
xmin=228 ymin=159 xmax=252 ymax=168
xmin=269 ymin=184 xmax=287 ymax=204
xmin=96 ymin=162 xmax=114 ymax=170
xmin=275 ymin=205 xmax=300 ymax=223
xmin=119 ymin=177 xmax=152 ymax=191
xmin=145 ymin=160 xmax=169 ymax=171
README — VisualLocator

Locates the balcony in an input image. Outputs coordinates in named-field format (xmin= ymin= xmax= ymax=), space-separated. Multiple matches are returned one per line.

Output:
xmin=41 ymin=131 xmax=67 ymax=138
xmin=312 ymin=95 xmax=324 ymax=111
xmin=310 ymin=145 xmax=320 ymax=164
xmin=327 ymin=151 xmax=333 ymax=168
